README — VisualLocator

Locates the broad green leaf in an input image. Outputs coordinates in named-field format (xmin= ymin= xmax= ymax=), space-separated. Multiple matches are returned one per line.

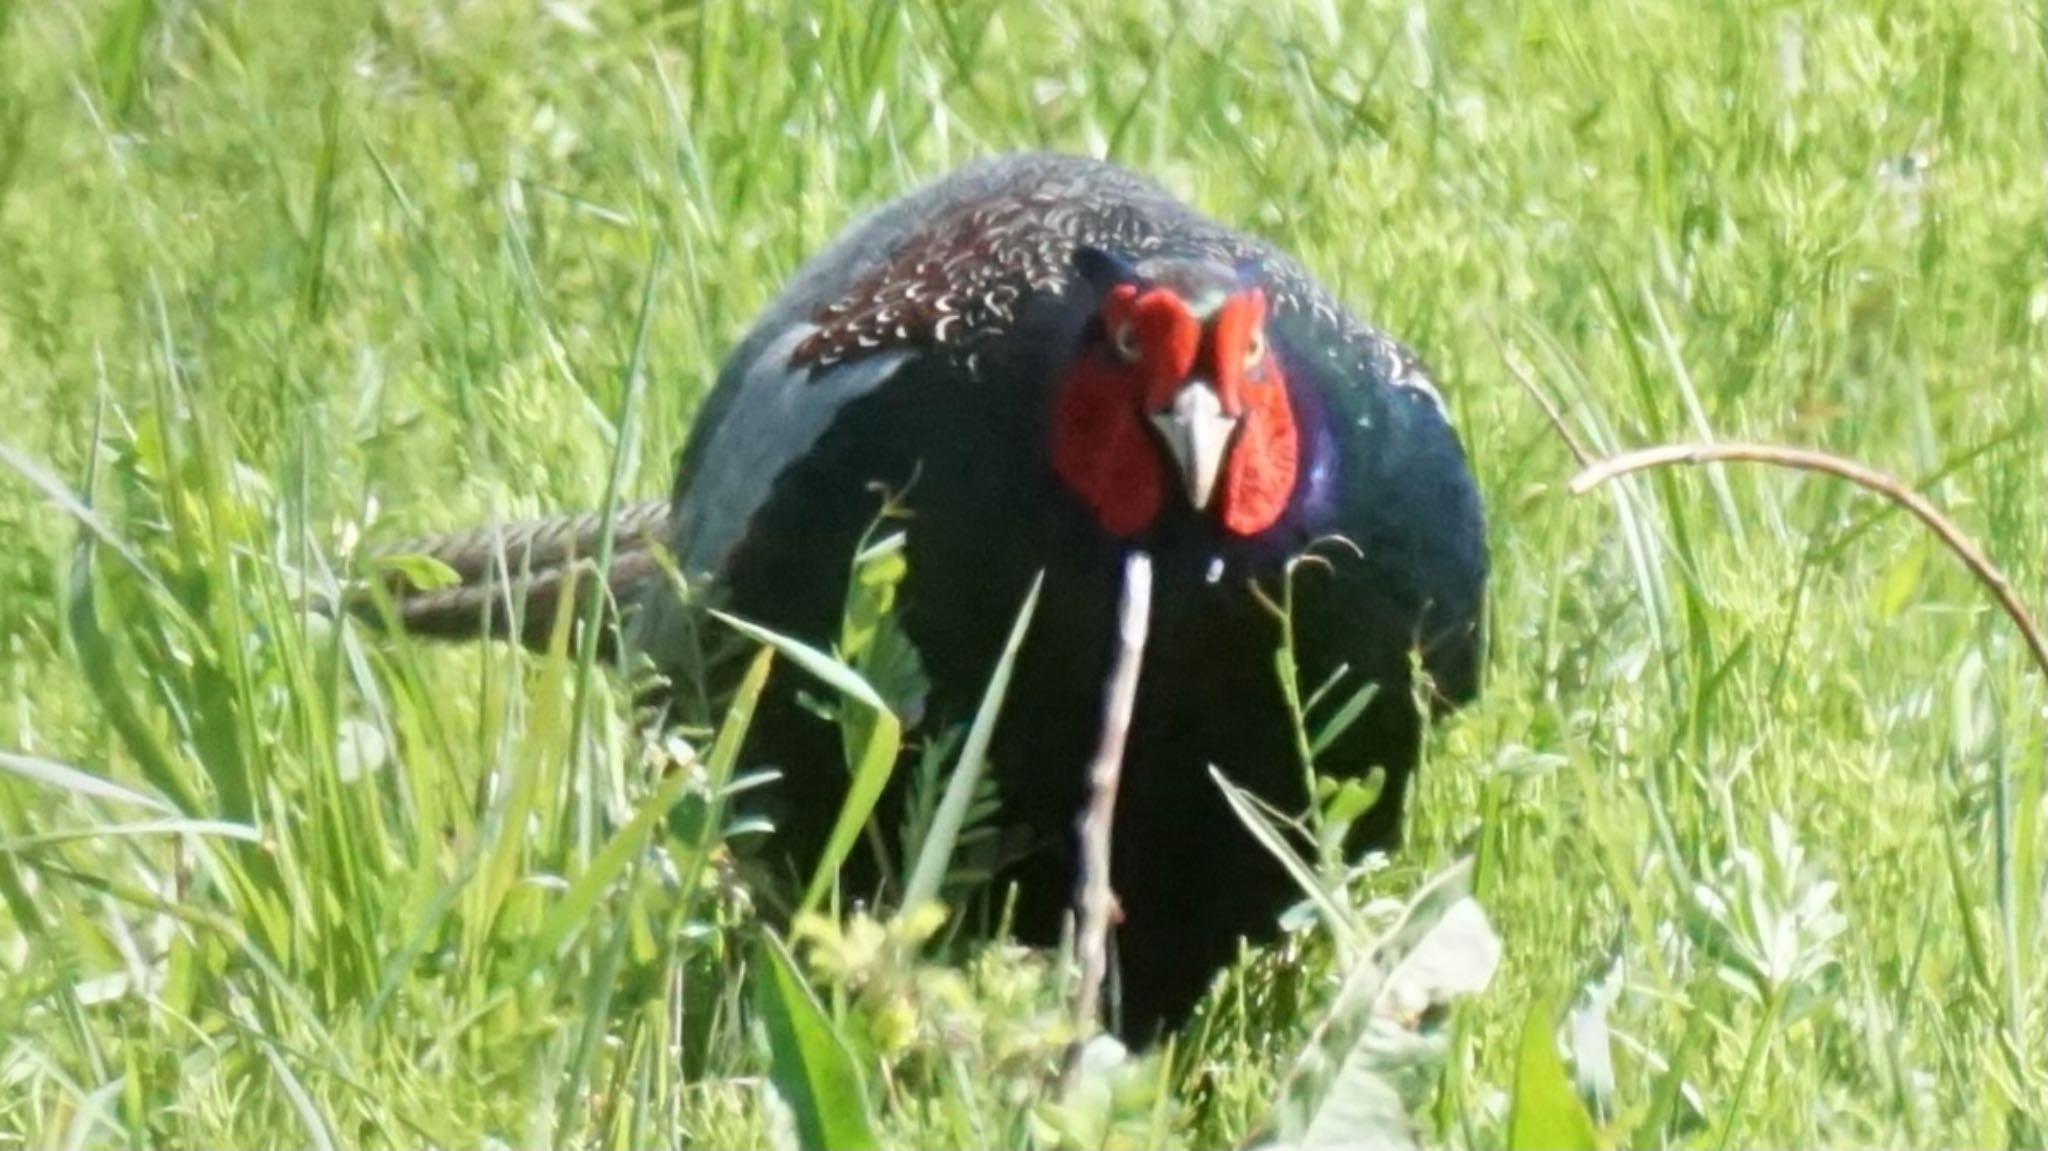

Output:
xmin=754 ymin=931 xmax=879 ymax=1151
xmin=838 ymin=531 xmax=908 ymax=666
xmin=1317 ymin=773 xmax=1385 ymax=831
xmin=1276 ymin=866 xmax=1501 ymax=1149
xmin=1315 ymin=771 xmax=1385 ymax=863
xmin=843 ymin=538 xmax=928 ymax=726
xmin=1377 ymin=897 xmax=1502 ymax=1021
xmin=836 ymin=532 xmax=928 ymax=819
xmin=1273 ymin=941 xmax=1388 ymax=1142
xmin=1296 ymin=1020 xmax=1426 ymax=1151
xmin=1507 ymin=1000 xmax=1601 ymax=1151
xmin=370 ymin=551 xmax=463 ymax=592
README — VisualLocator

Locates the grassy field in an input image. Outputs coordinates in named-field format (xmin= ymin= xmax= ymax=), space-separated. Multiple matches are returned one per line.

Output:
xmin=1 ymin=0 xmax=2044 ymax=1146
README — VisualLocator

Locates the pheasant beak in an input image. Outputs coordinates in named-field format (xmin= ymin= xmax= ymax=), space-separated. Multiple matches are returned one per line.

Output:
xmin=1150 ymin=381 xmax=1240 ymax=512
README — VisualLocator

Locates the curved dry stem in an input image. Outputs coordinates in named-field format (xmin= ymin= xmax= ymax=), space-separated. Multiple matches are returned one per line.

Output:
xmin=1570 ymin=442 xmax=2048 ymax=680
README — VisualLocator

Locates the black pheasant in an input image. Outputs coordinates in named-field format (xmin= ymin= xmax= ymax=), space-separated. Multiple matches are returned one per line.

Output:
xmin=379 ymin=153 xmax=1488 ymax=1039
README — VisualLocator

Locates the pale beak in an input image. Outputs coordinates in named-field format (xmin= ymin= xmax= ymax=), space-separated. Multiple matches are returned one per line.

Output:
xmin=1150 ymin=382 xmax=1240 ymax=511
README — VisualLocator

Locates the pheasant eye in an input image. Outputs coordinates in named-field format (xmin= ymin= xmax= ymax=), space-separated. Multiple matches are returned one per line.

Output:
xmin=1112 ymin=320 xmax=1142 ymax=364
xmin=1244 ymin=326 xmax=1267 ymax=370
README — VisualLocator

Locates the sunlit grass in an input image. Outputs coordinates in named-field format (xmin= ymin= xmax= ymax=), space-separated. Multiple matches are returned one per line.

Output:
xmin=0 ymin=0 xmax=2042 ymax=1146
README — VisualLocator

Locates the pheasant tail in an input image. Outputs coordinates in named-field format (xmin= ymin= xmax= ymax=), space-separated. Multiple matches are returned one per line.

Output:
xmin=365 ymin=498 xmax=673 ymax=656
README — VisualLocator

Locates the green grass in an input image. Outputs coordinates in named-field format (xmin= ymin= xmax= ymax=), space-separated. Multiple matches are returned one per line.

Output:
xmin=1 ymin=0 xmax=2043 ymax=1146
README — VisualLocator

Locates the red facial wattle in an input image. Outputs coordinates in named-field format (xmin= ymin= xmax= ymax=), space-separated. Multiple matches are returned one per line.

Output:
xmin=1051 ymin=282 xmax=1299 ymax=539
xmin=1049 ymin=354 xmax=1165 ymax=536
xmin=1209 ymin=290 xmax=1297 ymax=536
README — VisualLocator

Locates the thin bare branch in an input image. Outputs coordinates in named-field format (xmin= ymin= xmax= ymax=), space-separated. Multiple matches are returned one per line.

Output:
xmin=1489 ymin=324 xmax=1594 ymax=469
xmin=1071 ymin=551 xmax=1155 ymax=1040
xmin=1570 ymin=442 xmax=2048 ymax=680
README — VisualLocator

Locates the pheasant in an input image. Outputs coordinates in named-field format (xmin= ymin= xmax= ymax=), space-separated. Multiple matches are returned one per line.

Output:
xmin=376 ymin=152 xmax=1488 ymax=1039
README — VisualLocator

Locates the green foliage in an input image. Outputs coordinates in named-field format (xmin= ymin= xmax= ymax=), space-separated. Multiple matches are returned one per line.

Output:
xmin=1506 ymin=1001 xmax=1601 ymax=1151
xmin=0 ymin=0 xmax=2042 ymax=1146
xmin=370 ymin=550 xmax=463 ymax=593
xmin=1271 ymin=867 xmax=1504 ymax=1150
xmin=756 ymin=930 xmax=881 ymax=1151
xmin=711 ymin=610 xmax=906 ymax=915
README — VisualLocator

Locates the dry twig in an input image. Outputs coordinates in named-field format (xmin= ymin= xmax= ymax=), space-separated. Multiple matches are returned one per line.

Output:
xmin=1071 ymin=551 xmax=1155 ymax=1039
xmin=1570 ymin=441 xmax=2048 ymax=679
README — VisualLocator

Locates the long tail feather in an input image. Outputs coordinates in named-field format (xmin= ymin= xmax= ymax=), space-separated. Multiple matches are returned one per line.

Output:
xmin=364 ymin=498 xmax=674 ymax=654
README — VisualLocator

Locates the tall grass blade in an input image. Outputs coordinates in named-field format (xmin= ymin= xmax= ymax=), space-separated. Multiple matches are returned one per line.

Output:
xmin=754 ymin=930 xmax=879 ymax=1151
xmin=901 ymin=572 xmax=1041 ymax=913
xmin=711 ymin=610 xmax=903 ymax=913
xmin=0 ymin=751 xmax=174 ymax=813
xmin=1210 ymin=765 xmax=1359 ymax=955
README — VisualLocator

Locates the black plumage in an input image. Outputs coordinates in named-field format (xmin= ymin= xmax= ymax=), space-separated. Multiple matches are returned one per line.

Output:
xmin=378 ymin=153 xmax=1487 ymax=1039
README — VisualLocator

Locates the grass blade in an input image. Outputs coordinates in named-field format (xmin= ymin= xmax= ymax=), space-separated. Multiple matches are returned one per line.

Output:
xmin=0 ymin=818 xmax=260 ymax=850
xmin=713 ymin=610 xmax=890 ymax=714
xmin=710 ymin=609 xmax=904 ymax=913
xmin=1506 ymin=1000 xmax=1600 ymax=1151
xmin=1211 ymin=765 xmax=1360 ymax=955
xmin=804 ymin=713 xmax=902 ymax=915
xmin=754 ymin=930 xmax=879 ymax=1151
xmin=525 ymin=762 xmax=692 ymax=969
xmin=901 ymin=571 xmax=1041 ymax=913
xmin=0 ymin=751 xmax=175 ymax=813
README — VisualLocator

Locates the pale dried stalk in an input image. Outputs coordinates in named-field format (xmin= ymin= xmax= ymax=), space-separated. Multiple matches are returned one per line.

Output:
xmin=1072 ymin=551 xmax=1155 ymax=1037
xmin=1570 ymin=441 xmax=2048 ymax=679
